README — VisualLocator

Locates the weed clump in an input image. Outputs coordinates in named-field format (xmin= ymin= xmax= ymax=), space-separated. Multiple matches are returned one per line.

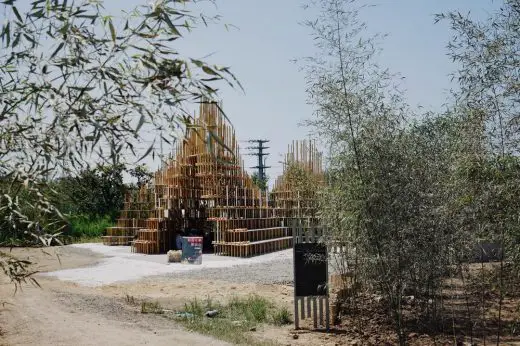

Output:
xmin=175 ymin=295 xmax=291 ymax=345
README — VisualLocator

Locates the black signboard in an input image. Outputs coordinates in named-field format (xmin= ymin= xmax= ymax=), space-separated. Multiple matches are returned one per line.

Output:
xmin=294 ymin=243 xmax=328 ymax=296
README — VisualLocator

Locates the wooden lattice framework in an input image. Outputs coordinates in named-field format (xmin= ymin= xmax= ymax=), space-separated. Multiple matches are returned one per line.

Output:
xmin=103 ymin=102 xmax=323 ymax=256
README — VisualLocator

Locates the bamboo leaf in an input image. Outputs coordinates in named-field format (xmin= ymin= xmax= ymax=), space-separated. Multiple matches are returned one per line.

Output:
xmin=208 ymin=129 xmax=235 ymax=158
xmin=190 ymin=59 xmax=204 ymax=67
xmin=135 ymin=114 xmax=145 ymax=133
xmin=162 ymin=13 xmax=181 ymax=37
xmin=50 ymin=42 xmax=64 ymax=59
xmin=12 ymin=33 xmax=20 ymax=48
xmin=3 ymin=22 xmax=11 ymax=46
xmin=109 ymin=19 xmax=116 ymax=43
xmin=12 ymin=6 xmax=23 ymax=22
xmin=202 ymin=65 xmax=219 ymax=76
xmin=23 ymin=33 xmax=37 ymax=46
xmin=137 ymin=141 xmax=155 ymax=162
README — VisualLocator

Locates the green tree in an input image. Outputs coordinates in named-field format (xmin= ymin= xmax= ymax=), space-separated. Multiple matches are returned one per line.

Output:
xmin=251 ymin=172 xmax=268 ymax=191
xmin=302 ymin=1 xmax=464 ymax=343
xmin=0 ymin=0 xmax=237 ymax=289
xmin=438 ymin=2 xmax=520 ymax=340
xmin=54 ymin=164 xmax=126 ymax=219
xmin=128 ymin=164 xmax=153 ymax=189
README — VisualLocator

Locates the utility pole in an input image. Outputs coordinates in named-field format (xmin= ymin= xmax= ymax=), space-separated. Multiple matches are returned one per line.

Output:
xmin=246 ymin=139 xmax=271 ymax=190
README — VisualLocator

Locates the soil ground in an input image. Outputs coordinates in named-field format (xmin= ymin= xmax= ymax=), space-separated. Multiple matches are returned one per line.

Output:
xmin=3 ymin=245 xmax=520 ymax=345
xmin=0 ymin=247 xmax=231 ymax=346
xmin=0 ymin=246 xmax=321 ymax=346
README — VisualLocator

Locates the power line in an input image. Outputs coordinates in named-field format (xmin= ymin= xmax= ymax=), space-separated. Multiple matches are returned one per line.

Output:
xmin=245 ymin=139 xmax=270 ymax=190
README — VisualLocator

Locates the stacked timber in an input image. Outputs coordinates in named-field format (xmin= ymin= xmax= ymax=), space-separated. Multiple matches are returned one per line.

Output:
xmin=102 ymin=186 xmax=153 ymax=246
xmin=270 ymin=140 xmax=323 ymax=223
xmin=106 ymin=102 xmax=323 ymax=257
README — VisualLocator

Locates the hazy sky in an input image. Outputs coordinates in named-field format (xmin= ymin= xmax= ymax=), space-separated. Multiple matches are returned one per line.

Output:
xmin=9 ymin=0 xmax=500 ymax=181
xmin=142 ymin=0 xmax=499 ymax=181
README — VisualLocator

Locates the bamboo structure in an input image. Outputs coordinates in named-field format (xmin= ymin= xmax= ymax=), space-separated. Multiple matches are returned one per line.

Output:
xmin=270 ymin=140 xmax=323 ymax=224
xmin=103 ymin=185 xmax=153 ymax=246
xmin=104 ymin=102 xmax=323 ymax=257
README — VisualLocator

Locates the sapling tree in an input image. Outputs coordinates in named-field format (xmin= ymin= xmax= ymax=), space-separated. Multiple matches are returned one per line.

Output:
xmin=302 ymin=0 xmax=461 ymax=343
xmin=438 ymin=1 xmax=520 ymax=341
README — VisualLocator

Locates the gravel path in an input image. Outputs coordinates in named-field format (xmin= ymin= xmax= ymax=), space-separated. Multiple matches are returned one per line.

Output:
xmin=45 ymin=244 xmax=295 ymax=286
xmin=161 ymin=252 xmax=340 ymax=285
xmin=168 ymin=256 xmax=295 ymax=285
xmin=44 ymin=244 xmax=339 ymax=287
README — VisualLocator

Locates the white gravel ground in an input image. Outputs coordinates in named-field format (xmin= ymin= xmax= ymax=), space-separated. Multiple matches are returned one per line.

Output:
xmin=43 ymin=243 xmax=293 ymax=287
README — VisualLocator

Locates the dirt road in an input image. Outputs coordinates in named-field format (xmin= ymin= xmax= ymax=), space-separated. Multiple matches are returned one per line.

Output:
xmin=0 ymin=247 xmax=230 ymax=346
xmin=1 ymin=285 xmax=230 ymax=346
xmin=0 ymin=245 xmax=340 ymax=346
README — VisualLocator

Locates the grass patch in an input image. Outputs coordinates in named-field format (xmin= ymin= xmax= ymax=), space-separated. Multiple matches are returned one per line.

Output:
xmin=0 ymin=214 xmax=110 ymax=246
xmin=125 ymin=294 xmax=137 ymax=305
xmin=0 ymin=238 xmax=25 ymax=247
xmin=68 ymin=214 xmax=113 ymax=240
xmin=272 ymin=306 xmax=292 ymax=326
xmin=174 ymin=295 xmax=291 ymax=345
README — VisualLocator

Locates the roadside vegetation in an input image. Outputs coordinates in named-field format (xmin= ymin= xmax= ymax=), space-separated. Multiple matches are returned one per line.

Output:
xmin=303 ymin=0 xmax=520 ymax=344
xmin=136 ymin=295 xmax=291 ymax=346
xmin=0 ymin=163 xmax=146 ymax=246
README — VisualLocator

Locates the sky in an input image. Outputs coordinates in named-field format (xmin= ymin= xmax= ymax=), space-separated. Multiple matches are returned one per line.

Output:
xmin=5 ymin=0 xmax=501 ymax=182
xmin=138 ymin=0 xmax=500 ymax=182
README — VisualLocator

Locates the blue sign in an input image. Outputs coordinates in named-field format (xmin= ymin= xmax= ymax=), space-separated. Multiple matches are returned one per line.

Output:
xmin=181 ymin=237 xmax=203 ymax=264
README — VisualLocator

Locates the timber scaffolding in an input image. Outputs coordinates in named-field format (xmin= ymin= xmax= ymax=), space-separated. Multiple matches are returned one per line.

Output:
xmin=103 ymin=102 xmax=323 ymax=257
xmin=270 ymin=140 xmax=323 ymax=223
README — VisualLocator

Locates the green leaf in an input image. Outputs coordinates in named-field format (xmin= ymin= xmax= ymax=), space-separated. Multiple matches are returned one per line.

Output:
xmin=162 ymin=13 xmax=181 ymax=37
xmin=135 ymin=114 xmax=145 ymax=132
xmin=2 ymin=22 xmax=11 ymax=47
xmin=191 ymin=59 xmax=204 ymax=68
xmin=69 ymin=86 xmax=95 ymax=91
xmin=12 ymin=33 xmax=20 ymax=48
xmin=109 ymin=19 xmax=116 ymax=43
xmin=30 ymin=9 xmax=44 ymax=19
xmin=50 ymin=42 xmax=64 ymax=59
xmin=208 ymin=129 xmax=235 ymax=159
xmin=76 ymin=14 xmax=97 ymax=21
xmin=137 ymin=141 xmax=155 ymax=162
xmin=12 ymin=6 xmax=23 ymax=22
xmin=59 ymin=22 xmax=69 ymax=36
xmin=23 ymin=33 xmax=37 ymax=46
xmin=202 ymin=66 xmax=219 ymax=76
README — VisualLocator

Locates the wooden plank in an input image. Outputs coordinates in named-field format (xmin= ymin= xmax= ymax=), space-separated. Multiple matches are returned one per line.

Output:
xmin=325 ymin=297 xmax=330 ymax=330
xmin=294 ymin=298 xmax=300 ymax=330
xmin=319 ymin=296 xmax=324 ymax=327
xmin=313 ymin=297 xmax=318 ymax=329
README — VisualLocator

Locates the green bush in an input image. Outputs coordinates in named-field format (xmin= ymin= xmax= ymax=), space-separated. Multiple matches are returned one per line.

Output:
xmin=68 ymin=214 xmax=113 ymax=239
